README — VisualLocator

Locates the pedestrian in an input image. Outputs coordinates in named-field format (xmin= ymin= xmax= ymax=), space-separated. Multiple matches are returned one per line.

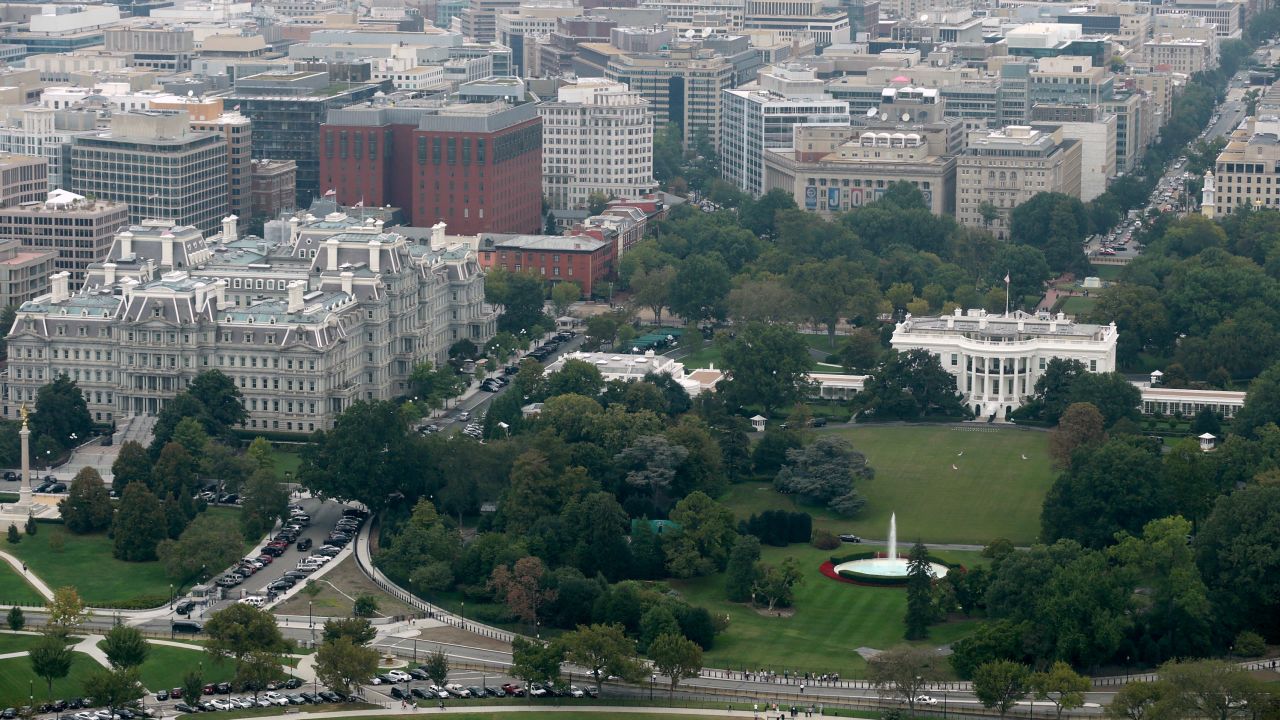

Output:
xmin=800 ymin=683 xmax=805 ymax=694
xmin=439 ymin=701 xmax=445 ymax=711
xmin=21 ymin=563 xmax=26 ymax=572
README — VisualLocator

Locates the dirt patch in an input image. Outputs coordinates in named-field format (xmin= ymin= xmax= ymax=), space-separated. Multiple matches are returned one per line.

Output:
xmin=414 ymin=624 xmax=512 ymax=653
xmin=274 ymin=555 xmax=418 ymax=619
xmin=749 ymin=606 xmax=796 ymax=618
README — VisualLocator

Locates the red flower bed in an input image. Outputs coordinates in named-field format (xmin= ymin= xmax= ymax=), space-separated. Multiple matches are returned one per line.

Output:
xmin=820 ymin=560 xmax=881 ymax=586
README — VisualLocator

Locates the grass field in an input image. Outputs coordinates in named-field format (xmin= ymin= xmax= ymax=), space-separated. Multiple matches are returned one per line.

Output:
xmin=131 ymin=644 xmax=237 ymax=690
xmin=275 ymin=556 xmax=417 ymax=619
xmin=0 ymin=651 xmax=101 ymax=707
xmin=723 ymin=426 xmax=1053 ymax=545
xmin=1057 ymin=296 xmax=1096 ymax=317
xmin=672 ymin=544 xmax=985 ymax=678
xmin=266 ymin=447 xmax=302 ymax=483
xmin=0 ymin=562 xmax=45 ymax=607
xmin=0 ymin=492 xmax=17 ymax=503
xmin=681 ymin=346 xmax=724 ymax=370
xmin=1089 ymin=264 xmax=1124 ymax=281
xmin=0 ymin=632 xmax=52 ymax=654
xmin=9 ymin=508 xmax=247 ymax=608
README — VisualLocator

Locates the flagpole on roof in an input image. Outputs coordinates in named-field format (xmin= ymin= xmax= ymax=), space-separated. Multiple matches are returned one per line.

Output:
xmin=1004 ymin=271 xmax=1011 ymax=318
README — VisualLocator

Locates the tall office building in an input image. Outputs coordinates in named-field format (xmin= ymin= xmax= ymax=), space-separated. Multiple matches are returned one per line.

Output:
xmin=70 ymin=111 xmax=229 ymax=236
xmin=0 ymin=239 xmax=56 ymax=308
xmin=955 ymin=125 xmax=1082 ymax=239
xmin=539 ymin=78 xmax=657 ymax=213
xmin=0 ymin=190 xmax=129 ymax=282
xmin=0 ymin=107 xmax=96 ymax=190
xmin=150 ymin=96 xmax=254 ymax=221
xmin=0 ymin=154 xmax=48 ymax=207
xmin=226 ymin=71 xmax=382 ymax=207
xmin=604 ymin=42 xmax=737 ymax=146
xmin=319 ymin=81 xmax=543 ymax=234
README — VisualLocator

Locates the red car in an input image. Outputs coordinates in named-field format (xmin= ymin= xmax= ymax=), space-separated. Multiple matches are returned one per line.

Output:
xmin=502 ymin=684 xmax=525 ymax=697
xmin=256 ymin=554 xmax=274 ymax=565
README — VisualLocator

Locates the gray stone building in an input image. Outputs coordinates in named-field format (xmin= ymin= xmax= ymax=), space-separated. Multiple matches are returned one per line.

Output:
xmin=3 ymin=210 xmax=496 ymax=431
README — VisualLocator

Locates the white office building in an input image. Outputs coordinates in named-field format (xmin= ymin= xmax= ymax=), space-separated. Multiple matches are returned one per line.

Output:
xmin=890 ymin=308 xmax=1118 ymax=420
xmin=539 ymin=78 xmax=657 ymax=213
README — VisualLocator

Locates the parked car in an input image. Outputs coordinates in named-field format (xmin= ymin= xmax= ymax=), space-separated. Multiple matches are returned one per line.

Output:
xmin=838 ymin=534 xmax=862 ymax=543
xmin=171 ymin=620 xmax=203 ymax=634
xmin=296 ymin=538 xmax=313 ymax=551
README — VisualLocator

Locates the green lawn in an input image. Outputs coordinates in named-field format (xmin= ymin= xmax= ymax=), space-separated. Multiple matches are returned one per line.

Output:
xmin=724 ymin=426 xmax=1054 ymax=545
xmin=0 ymin=651 xmax=101 ymax=707
xmin=672 ymin=544 xmax=985 ymax=678
xmin=0 ymin=562 xmax=45 ymax=607
xmin=131 ymin=644 xmax=238 ymax=690
xmin=0 ymin=492 xmax=17 ymax=503
xmin=9 ymin=509 xmax=247 ymax=608
xmin=266 ymin=447 xmax=302 ymax=483
xmin=0 ymin=632 xmax=51 ymax=654
xmin=1057 ymin=296 xmax=1096 ymax=317
xmin=681 ymin=346 xmax=723 ymax=370
xmin=1089 ymin=264 xmax=1124 ymax=281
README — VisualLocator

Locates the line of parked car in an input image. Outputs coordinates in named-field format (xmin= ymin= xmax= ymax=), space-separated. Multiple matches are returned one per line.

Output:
xmin=217 ymin=506 xmax=366 ymax=600
xmin=164 ymin=683 xmax=362 ymax=714
xmin=3 ymin=697 xmax=154 ymax=720
xmin=370 ymin=667 xmax=598 ymax=702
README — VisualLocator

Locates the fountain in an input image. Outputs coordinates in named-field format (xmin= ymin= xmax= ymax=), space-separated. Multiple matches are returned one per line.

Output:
xmin=831 ymin=513 xmax=948 ymax=584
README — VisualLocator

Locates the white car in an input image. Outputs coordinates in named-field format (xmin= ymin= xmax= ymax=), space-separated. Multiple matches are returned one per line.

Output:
xmin=306 ymin=555 xmax=332 ymax=565
xmin=264 ymin=693 xmax=290 ymax=706
xmin=210 ymin=700 xmax=232 ymax=711
xmin=428 ymin=686 xmax=450 ymax=699
xmin=914 ymin=696 xmax=939 ymax=706
xmin=569 ymin=686 xmax=585 ymax=698
xmin=444 ymin=683 xmax=470 ymax=698
xmin=387 ymin=670 xmax=412 ymax=683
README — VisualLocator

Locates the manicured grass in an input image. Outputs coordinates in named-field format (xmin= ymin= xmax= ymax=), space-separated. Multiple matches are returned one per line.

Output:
xmin=0 ymin=651 xmax=101 ymax=707
xmin=0 ymin=562 xmax=45 ymax=607
xmin=266 ymin=447 xmax=302 ymax=483
xmin=1057 ymin=296 xmax=1096 ymax=317
xmin=802 ymin=333 xmax=842 ymax=353
xmin=681 ymin=346 xmax=723 ymax=370
xmin=723 ymin=426 xmax=1053 ymax=545
xmin=0 ymin=492 xmax=17 ymax=503
xmin=131 ymin=644 xmax=237 ymax=690
xmin=8 ymin=509 xmax=247 ymax=608
xmin=672 ymin=544 xmax=984 ymax=678
xmin=0 ymin=632 xmax=51 ymax=653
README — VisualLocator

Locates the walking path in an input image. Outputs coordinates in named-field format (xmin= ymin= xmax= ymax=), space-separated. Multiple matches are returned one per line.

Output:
xmin=72 ymin=634 xmax=112 ymax=669
xmin=0 ymin=548 xmax=54 ymax=601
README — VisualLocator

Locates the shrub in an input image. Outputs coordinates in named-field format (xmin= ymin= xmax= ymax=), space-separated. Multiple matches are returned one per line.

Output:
xmin=810 ymin=529 xmax=841 ymax=550
xmin=1234 ymin=630 xmax=1266 ymax=657
xmin=6 ymin=523 xmax=19 ymax=544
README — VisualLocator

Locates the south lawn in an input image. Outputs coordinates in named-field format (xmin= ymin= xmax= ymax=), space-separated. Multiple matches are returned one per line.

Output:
xmin=722 ymin=425 xmax=1054 ymax=545
xmin=672 ymin=544 xmax=985 ymax=678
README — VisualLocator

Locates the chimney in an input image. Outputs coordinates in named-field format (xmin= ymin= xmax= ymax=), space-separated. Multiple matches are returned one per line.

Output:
xmin=161 ymin=233 xmax=174 ymax=268
xmin=103 ymin=262 xmax=117 ymax=285
xmin=368 ymin=240 xmax=380 ymax=273
xmin=287 ymin=280 xmax=304 ymax=313
xmin=326 ymin=237 xmax=340 ymax=271
xmin=50 ymin=271 xmax=70 ymax=303
xmin=222 ymin=214 xmax=238 ymax=243
xmin=214 ymin=279 xmax=227 ymax=310
xmin=431 ymin=221 xmax=447 ymax=251
xmin=118 ymin=230 xmax=133 ymax=256
xmin=340 ymin=271 xmax=354 ymax=296
xmin=288 ymin=216 xmax=300 ymax=244
xmin=375 ymin=218 xmax=384 ymax=233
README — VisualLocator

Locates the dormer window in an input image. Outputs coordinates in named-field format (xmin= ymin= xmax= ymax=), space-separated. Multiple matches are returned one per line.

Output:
xmin=153 ymin=307 xmax=162 ymax=317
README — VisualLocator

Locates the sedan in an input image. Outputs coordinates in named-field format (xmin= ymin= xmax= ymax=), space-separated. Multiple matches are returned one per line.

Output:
xmin=172 ymin=705 xmax=194 ymax=714
xmin=298 ymin=694 xmax=319 ymax=704
xmin=264 ymin=693 xmax=289 ymax=706
xmin=318 ymin=692 xmax=341 ymax=703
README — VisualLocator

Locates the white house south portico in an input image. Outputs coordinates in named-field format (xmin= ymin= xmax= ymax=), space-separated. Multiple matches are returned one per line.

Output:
xmin=890 ymin=309 xmax=1119 ymax=420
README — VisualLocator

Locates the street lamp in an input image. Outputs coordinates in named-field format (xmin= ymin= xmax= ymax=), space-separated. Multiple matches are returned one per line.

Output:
xmin=536 ymin=620 xmax=540 ymax=640
xmin=650 ymin=674 xmax=655 ymax=701
xmin=460 ymin=601 xmax=465 ymax=629
xmin=308 ymin=601 xmax=313 ymax=628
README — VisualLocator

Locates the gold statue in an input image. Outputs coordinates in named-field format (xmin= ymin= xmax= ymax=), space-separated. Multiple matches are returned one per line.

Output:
xmin=18 ymin=402 xmax=28 ymax=427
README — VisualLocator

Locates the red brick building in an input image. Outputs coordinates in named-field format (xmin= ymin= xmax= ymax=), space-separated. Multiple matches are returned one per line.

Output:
xmin=477 ymin=234 xmax=615 ymax=297
xmin=319 ymin=99 xmax=542 ymax=235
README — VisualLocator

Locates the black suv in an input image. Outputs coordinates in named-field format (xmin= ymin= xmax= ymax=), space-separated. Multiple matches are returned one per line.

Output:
xmin=297 ymin=538 xmax=313 ymax=551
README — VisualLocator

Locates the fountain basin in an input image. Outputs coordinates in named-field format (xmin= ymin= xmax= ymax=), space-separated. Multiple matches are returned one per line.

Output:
xmin=833 ymin=557 xmax=949 ymax=586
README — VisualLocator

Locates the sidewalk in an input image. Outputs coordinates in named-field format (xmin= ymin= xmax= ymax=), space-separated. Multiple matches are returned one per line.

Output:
xmin=72 ymin=633 xmax=111 ymax=669
xmin=0 ymin=549 xmax=54 ymax=602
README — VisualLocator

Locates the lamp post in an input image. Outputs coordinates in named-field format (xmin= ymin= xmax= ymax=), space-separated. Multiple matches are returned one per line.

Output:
xmin=170 ymin=583 xmax=174 ymax=609
xmin=649 ymin=674 xmax=655 ymax=701
xmin=460 ymin=601 xmax=465 ymax=630
xmin=535 ymin=620 xmax=540 ymax=640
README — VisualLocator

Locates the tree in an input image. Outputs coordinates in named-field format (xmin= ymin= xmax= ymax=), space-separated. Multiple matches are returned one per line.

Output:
xmin=110 ymin=441 xmax=151 ymax=495
xmin=1030 ymin=661 xmax=1088 ymax=720
xmin=322 ymin=617 xmax=376 ymax=646
xmin=6 ymin=523 xmax=17 ymax=544
xmin=352 ymin=594 xmax=379 ymax=618
xmin=717 ymin=322 xmax=812 ymax=416
xmin=857 ymin=348 xmax=968 ymax=420
xmin=187 ymin=370 xmax=248 ymax=435
xmin=1010 ymin=193 xmax=1089 ymax=274
xmin=236 ymin=650 xmax=283 ymax=699
xmin=181 ymin=670 xmax=204 ymax=705
xmin=544 ymin=358 xmax=604 ymax=399
xmin=544 ymin=211 xmax=558 ymax=235
xmin=421 ymin=648 xmax=450 ymax=686
xmin=7 ymin=605 xmax=23 ymax=631
xmin=560 ymin=623 xmax=643 ymax=694
xmin=1048 ymin=402 xmax=1106 ymax=468
xmin=752 ymin=557 xmax=803 ymax=611
xmin=488 ymin=556 xmax=557 ymax=626
xmin=1153 ymin=659 xmax=1265 ymax=720
xmin=150 ymin=441 xmax=197 ymax=499
xmin=111 ymin=482 xmax=166 ymax=562
xmin=1041 ymin=439 xmax=1167 ymax=549
xmin=171 ymin=417 xmax=210 ymax=459
xmin=30 ymin=374 xmax=92 ymax=448
xmin=239 ymin=468 xmax=288 ymax=540
xmin=204 ymin=603 xmax=288 ymax=665
xmin=383 ymin=499 xmax=460 ymax=593
xmin=904 ymin=541 xmax=936 ymax=639
xmin=46 ymin=587 xmax=88 ymax=637
xmin=299 ymin=399 xmax=418 ymax=509
xmin=836 ymin=329 xmax=882 ymax=373
xmin=1018 ymin=358 xmax=1087 ymax=424
xmin=492 ymin=270 xmax=549 ymax=335
xmin=157 ymin=512 xmax=244 ymax=582
xmin=724 ymin=535 xmax=761 ymax=602
xmin=29 ymin=633 xmax=73 ymax=698
xmin=1106 ymin=681 xmax=1164 ymax=720
xmin=631 ymin=265 xmax=675 ymax=325
xmin=1234 ymin=360 xmax=1280 ymax=437
xmin=972 ymin=660 xmax=1030 ymax=719
xmin=773 ymin=436 xmax=874 ymax=516
xmin=664 ymin=491 xmax=738 ymax=578
xmin=616 ymin=434 xmax=688 ymax=508
xmin=1110 ymin=516 xmax=1212 ymax=661
xmin=101 ymin=622 xmax=150 ymax=669
xmin=867 ymin=645 xmax=940 ymax=716
xmin=59 ymin=467 xmax=114 ymax=534
xmin=670 ymin=254 xmax=732 ymax=323
xmin=510 ymin=637 xmax=563 ymax=698
xmin=548 ymin=281 xmax=583 ymax=318
xmin=1196 ymin=484 xmax=1280 ymax=639
xmin=82 ymin=667 xmax=144 ymax=716
xmin=648 ymin=632 xmax=702 ymax=697
xmin=788 ymin=260 xmax=864 ymax=345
